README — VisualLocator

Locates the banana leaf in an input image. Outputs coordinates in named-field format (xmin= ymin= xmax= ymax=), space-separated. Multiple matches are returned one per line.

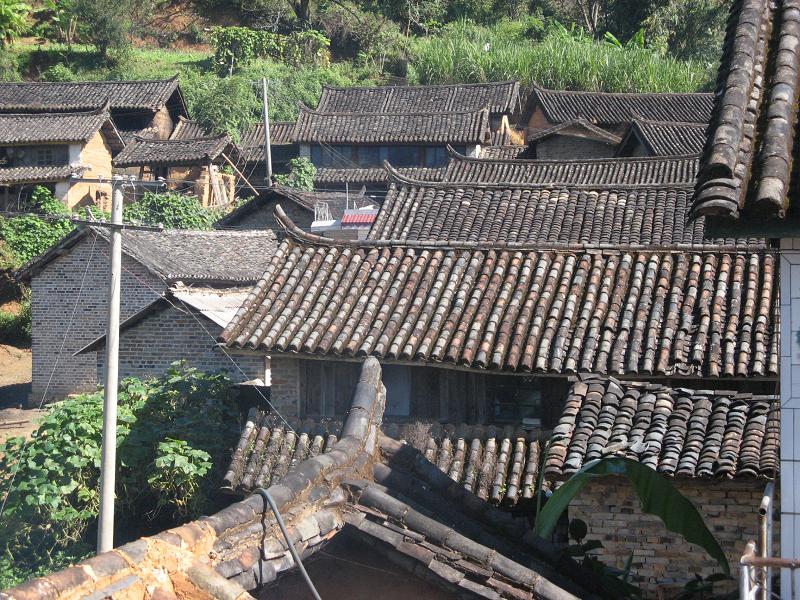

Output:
xmin=534 ymin=457 xmax=730 ymax=575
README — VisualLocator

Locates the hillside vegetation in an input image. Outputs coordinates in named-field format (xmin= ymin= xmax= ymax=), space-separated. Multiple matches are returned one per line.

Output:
xmin=0 ymin=0 xmax=727 ymax=136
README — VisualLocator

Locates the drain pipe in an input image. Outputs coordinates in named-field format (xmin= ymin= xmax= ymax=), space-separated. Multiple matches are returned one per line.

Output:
xmin=255 ymin=488 xmax=322 ymax=600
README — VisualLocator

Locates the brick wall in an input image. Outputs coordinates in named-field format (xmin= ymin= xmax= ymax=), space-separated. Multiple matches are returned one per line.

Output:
xmin=30 ymin=235 xmax=165 ymax=403
xmin=569 ymin=476 xmax=776 ymax=597
xmin=269 ymin=355 xmax=300 ymax=417
xmin=535 ymin=136 xmax=616 ymax=160
xmin=97 ymin=305 xmax=265 ymax=384
xmin=231 ymin=201 xmax=312 ymax=231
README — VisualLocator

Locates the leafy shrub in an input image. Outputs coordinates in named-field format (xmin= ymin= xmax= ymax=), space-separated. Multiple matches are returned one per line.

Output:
xmin=41 ymin=62 xmax=78 ymax=81
xmin=0 ymin=0 xmax=30 ymax=47
xmin=0 ymin=364 xmax=240 ymax=587
xmin=210 ymin=26 xmax=330 ymax=74
xmin=0 ymin=186 xmax=74 ymax=268
xmin=71 ymin=0 xmax=133 ymax=60
xmin=180 ymin=72 xmax=260 ymax=138
xmin=122 ymin=191 xmax=222 ymax=229
xmin=0 ymin=289 xmax=31 ymax=345
xmin=274 ymin=157 xmax=316 ymax=190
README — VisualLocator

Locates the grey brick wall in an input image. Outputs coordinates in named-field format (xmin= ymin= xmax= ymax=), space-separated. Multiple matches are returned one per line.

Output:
xmin=97 ymin=305 xmax=266 ymax=384
xmin=269 ymin=355 xmax=300 ymax=417
xmin=30 ymin=234 xmax=164 ymax=403
xmin=569 ymin=477 xmax=777 ymax=597
xmin=535 ymin=136 xmax=616 ymax=159
xmin=230 ymin=202 xmax=312 ymax=231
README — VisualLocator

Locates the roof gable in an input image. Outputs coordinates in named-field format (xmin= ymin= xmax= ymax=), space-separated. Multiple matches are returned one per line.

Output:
xmin=618 ymin=118 xmax=707 ymax=156
xmin=18 ymin=227 xmax=278 ymax=284
xmin=531 ymin=87 xmax=714 ymax=126
xmin=527 ymin=118 xmax=622 ymax=145
xmin=316 ymin=81 xmax=520 ymax=115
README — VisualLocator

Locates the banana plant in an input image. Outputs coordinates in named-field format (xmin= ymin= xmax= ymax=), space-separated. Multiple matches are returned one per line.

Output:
xmin=534 ymin=457 xmax=730 ymax=575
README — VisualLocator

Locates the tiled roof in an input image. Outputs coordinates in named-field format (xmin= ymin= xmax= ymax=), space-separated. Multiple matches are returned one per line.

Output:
xmin=0 ymin=77 xmax=184 ymax=112
xmin=620 ymin=119 xmax=707 ymax=156
xmin=369 ymin=170 xmax=760 ymax=246
xmin=0 ymin=106 xmax=123 ymax=148
xmin=441 ymin=150 xmax=699 ymax=185
xmin=545 ymin=375 xmax=779 ymax=479
xmin=527 ymin=117 xmax=622 ymax=145
xmin=238 ymin=121 xmax=295 ymax=161
xmin=530 ymin=87 xmax=714 ymax=126
xmin=18 ymin=227 xmax=278 ymax=284
xmin=112 ymin=134 xmax=233 ymax=167
xmin=215 ymin=184 xmax=367 ymax=227
xmin=169 ymin=116 xmax=208 ymax=140
xmin=221 ymin=215 xmax=778 ymax=378
xmin=692 ymin=0 xmax=800 ymax=222
xmin=0 ymin=164 xmax=86 ymax=185
xmin=292 ymin=104 xmax=491 ymax=145
xmin=479 ymin=145 xmax=530 ymax=159
xmin=314 ymin=165 xmax=446 ymax=186
xmin=225 ymin=376 xmax=778 ymax=501
xmin=316 ymin=81 xmax=520 ymax=115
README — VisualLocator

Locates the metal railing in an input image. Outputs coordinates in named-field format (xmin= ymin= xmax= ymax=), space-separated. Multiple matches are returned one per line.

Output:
xmin=740 ymin=482 xmax=796 ymax=600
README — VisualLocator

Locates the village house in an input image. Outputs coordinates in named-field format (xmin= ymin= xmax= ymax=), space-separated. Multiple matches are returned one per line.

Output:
xmin=0 ymin=105 xmax=125 ymax=210
xmin=112 ymin=134 xmax=240 ymax=207
xmin=6 ymin=359 xmax=634 ymax=600
xmin=298 ymin=81 xmax=521 ymax=191
xmin=0 ymin=77 xmax=189 ymax=141
xmin=16 ymin=228 xmax=276 ymax=403
xmin=526 ymin=117 xmax=622 ymax=159
xmin=689 ymin=0 xmax=800 ymax=593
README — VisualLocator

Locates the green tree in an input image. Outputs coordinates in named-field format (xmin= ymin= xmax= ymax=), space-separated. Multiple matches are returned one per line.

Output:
xmin=643 ymin=0 xmax=727 ymax=63
xmin=182 ymin=73 xmax=259 ymax=138
xmin=71 ymin=0 xmax=133 ymax=59
xmin=0 ymin=0 xmax=29 ymax=47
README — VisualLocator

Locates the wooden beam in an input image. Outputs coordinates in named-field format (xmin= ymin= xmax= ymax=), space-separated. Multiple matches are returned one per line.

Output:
xmin=221 ymin=153 xmax=259 ymax=196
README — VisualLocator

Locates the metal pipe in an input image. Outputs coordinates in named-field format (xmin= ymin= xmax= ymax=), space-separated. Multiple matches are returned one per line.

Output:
xmin=255 ymin=488 xmax=321 ymax=600
xmin=759 ymin=481 xmax=774 ymax=600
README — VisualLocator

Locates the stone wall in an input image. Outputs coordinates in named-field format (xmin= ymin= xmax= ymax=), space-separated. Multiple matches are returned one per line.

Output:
xmin=97 ymin=305 xmax=266 ymax=384
xmin=569 ymin=476 xmax=776 ymax=598
xmin=30 ymin=235 xmax=164 ymax=403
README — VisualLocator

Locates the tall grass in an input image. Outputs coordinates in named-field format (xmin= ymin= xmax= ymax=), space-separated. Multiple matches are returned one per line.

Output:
xmin=410 ymin=21 xmax=714 ymax=93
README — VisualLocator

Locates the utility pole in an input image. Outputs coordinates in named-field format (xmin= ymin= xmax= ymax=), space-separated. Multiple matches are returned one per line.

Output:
xmin=97 ymin=175 xmax=123 ymax=553
xmin=262 ymin=78 xmax=273 ymax=185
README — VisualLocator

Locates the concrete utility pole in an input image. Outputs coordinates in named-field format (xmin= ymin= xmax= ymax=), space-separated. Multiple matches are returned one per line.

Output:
xmin=262 ymin=78 xmax=273 ymax=184
xmin=97 ymin=176 xmax=124 ymax=553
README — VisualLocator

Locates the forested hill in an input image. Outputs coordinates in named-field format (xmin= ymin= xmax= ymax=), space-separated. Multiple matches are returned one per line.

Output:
xmin=0 ymin=0 xmax=726 ymax=138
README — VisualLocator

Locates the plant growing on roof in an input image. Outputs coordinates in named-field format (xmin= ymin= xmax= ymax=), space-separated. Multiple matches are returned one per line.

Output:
xmin=273 ymin=156 xmax=316 ymax=190
xmin=122 ymin=191 xmax=222 ymax=229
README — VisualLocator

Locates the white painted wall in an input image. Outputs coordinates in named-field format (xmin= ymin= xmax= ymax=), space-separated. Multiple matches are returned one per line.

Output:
xmin=781 ymin=237 xmax=800 ymax=597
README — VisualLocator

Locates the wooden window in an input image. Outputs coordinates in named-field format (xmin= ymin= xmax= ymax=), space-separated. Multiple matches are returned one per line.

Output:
xmin=484 ymin=374 xmax=542 ymax=425
xmin=300 ymin=360 xmax=360 ymax=418
xmin=423 ymin=146 xmax=448 ymax=167
xmin=388 ymin=145 xmax=420 ymax=167
xmin=36 ymin=148 xmax=54 ymax=166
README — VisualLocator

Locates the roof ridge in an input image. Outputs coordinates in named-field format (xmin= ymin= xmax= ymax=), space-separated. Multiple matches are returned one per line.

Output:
xmin=130 ymin=133 xmax=230 ymax=144
xmin=534 ymin=86 xmax=714 ymax=98
xmin=632 ymin=117 xmax=709 ymax=126
xmin=297 ymin=102 xmax=492 ymax=117
xmin=0 ymin=76 xmax=180 ymax=87
xmin=320 ymin=80 xmax=518 ymax=92
xmin=383 ymin=160 xmax=696 ymax=190
xmin=447 ymin=144 xmax=699 ymax=165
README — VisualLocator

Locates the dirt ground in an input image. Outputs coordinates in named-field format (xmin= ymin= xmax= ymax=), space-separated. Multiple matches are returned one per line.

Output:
xmin=0 ymin=343 xmax=43 ymax=442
